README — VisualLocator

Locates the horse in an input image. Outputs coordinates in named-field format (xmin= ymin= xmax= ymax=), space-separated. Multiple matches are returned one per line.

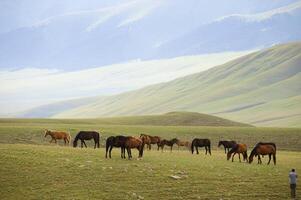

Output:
xmin=105 ymin=135 xmax=127 ymax=159
xmin=140 ymin=134 xmax=152 ymax=150
xmin=227 ymin=143 xmax=248 ymax=162
xmin=158 ymin=138 xmax=178 ymax=152
xmin=125 ymin=136 xmax=145 ymax=159
xmin=140 ymin=134 xmax=161 ymax=150
xmin=73 ymin=131 xmax=100 ymax=149
xmin=44 ymin=129 xmax=71 ymax=145
xmin=191 ymin=138 xmax=211 ymax=155
xmin=218 ymin=140 xmax=237 ymax=154
xmin=175 ymin=139 xmax=190 ymax=150
xmin=249 ymin=142 xmax=276 ymax=165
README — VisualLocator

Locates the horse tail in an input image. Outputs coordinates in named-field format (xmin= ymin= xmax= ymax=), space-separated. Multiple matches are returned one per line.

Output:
xmin=96 ymin=132 xmax=100 ymax=148
xmin=68 ymin=131 xmax=72 ymax=146
xmin=208 ymin=140 xmax=211 ymax=155
xmin=105 ymin=137 xmax=111 ymax=158
xmin=191 ymin=140 xmax=194 ymax=154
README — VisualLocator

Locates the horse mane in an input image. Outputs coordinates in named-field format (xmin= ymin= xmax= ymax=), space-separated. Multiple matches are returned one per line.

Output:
xmin=249 ymin=146 xmax=257 ymax=159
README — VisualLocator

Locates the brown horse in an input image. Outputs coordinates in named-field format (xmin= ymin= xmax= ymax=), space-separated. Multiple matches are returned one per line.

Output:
xmin=44 ymin=129 xmax=71 ymax=145
xmin=249 ymin=142 xmax=276 ymax=165
xmin=73 ymin=131 xmax=100 ymax=149
xmin=227 ymin=143 xmax=248 ymax=162
xmin=125 ymin=136 xmax=145 ymax=159
xmin=140 ymin=134 xmax=152 ymax=150
xmin=140 ymin=134 xmax=161 ymax=150
xmin=158 ymin=138 xmax=178 ymax=152
xmin=175 ymin=139 xmax=190 ymax=150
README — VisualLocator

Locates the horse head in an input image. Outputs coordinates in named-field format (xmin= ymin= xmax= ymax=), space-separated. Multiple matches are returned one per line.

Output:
xmin=73 ymin=140 xmax=78 ymax=147
xmin=248 ymin=155 xmax=253 ymax=163
xmin=44 ymin=129 xmax=50 ymax=137
xmin=171 ymin=138 xmax=178 ymax=144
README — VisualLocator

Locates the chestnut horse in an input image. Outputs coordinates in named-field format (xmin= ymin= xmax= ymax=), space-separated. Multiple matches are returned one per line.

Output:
xmin=227 ymin=143 xmax=248 ymax=162
xmin=44 ymin=129 xmax=71 ymax=145
xmin=140 ymin=134 xmax=152 ymax=150
xmin=249 ymin=142 xmax=276 ymax=165
xmin=105 ymin=135 xmax=127 ymax=159
xmin=175 ymin=139 xmax=190 ymax=150
xmin=140 ymin=134 xmax=161 ymax=150
xmin=158 ymin=138 xmax=178 ymax=152
xmin=73 ymin=131 xmax=100 ymax=149
xmin=125 ymin=136 xmax=145 ymax=159
xmin=218 ymin=140 xmax=237 ymax=154
xmin=191 ymin=138 xmax=211 ymax=155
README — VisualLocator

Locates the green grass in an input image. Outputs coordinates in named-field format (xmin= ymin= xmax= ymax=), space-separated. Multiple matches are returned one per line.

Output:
xmin=0 ymin=118 xmax=300 ymax=151
xmin=1 ymin=144 xmax=300 ymax=200
xmin=1 ymin=119 xmax=301 ymax=199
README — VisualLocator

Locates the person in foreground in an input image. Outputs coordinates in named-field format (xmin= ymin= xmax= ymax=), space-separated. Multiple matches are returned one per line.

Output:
xmin=289 ymin=169 xmax=298 ymax=199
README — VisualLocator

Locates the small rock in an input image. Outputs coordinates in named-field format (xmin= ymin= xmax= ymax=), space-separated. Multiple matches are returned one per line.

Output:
xmin=79 ymin=165 xmax=85 ymax=168
xmin=132 ymin=193 xmax=137 ymax=196
xmin=170 ymin=175 xmax=181 ymax=180
xmin=138 ymin=195 xmax=144 ymax=199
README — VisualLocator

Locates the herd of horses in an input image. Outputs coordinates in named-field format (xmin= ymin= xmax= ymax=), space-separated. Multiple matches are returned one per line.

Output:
xmin=44 ymin=129 xmax=277 ymax=165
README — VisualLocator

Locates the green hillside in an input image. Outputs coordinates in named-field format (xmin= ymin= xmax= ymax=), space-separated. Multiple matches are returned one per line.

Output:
xmin=26 ymin=42 xmax=301 ymax=127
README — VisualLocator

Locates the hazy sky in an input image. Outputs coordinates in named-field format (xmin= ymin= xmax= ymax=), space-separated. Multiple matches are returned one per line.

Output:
xmin=0 ymin=0 xmax=300 ymax=115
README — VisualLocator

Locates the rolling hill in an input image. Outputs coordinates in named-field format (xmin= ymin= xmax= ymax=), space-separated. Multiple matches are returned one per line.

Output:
xmin=22 ymin=42 xmax=301 ymax=127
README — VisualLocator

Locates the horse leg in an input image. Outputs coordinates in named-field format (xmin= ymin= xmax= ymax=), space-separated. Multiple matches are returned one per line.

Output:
xmin=109 ymin=146 xmax=113 ymax=159
xmin=81 ymin=140 xmax=83 ymax=148
xmin=54 ymin=139 xmax=57 ymax=144
xmin=205 ymin=146 xmax=207 ymax=155
xmin=232 ymin=153 xmax=236 ymax=162
xmin=267 ymin=154 xmax=271 ymax=165
xmin=49 ymin=138 xmax=53 ymax=143
xmin=196 ymin=146 xmax=199 ymax=154
xmin=83 ymin=141 xmax=87 ymax=148
xmin=224 ymin=147 xmax=226 ymax=154
xmin=273 ymin=153 xmax=276 ymax=165
xmin=238 ymin=153 xmax=241 ymax=162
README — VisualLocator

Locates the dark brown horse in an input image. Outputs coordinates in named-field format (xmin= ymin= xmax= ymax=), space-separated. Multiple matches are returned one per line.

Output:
xmin=140 ymin=134 xmax=161 ymax=150
xmin=227 ymin=143 xmax=248 ymax=162
xmin=158 ymin=138 xmax=178 ymax=152
xmin=73 ymin=131 xmax=100 ymax=149
xmin=105 ymin=135 xmax=127 ymax=159
xmin=249 ymin=142 xmax=276 ymax=165
xmin=44 ymin=129 xmax=71 ymax=145
xmin=191 ymin=138 xmax=211 ymax=155
xmin=125 ymin=136 xmax=145 ymax=159
xmin=218 ymin=140 xmax=237 ymax=154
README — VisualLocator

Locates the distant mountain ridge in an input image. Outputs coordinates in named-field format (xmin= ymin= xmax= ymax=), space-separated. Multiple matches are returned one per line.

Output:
xmin=21 ymin=42 xmax=301 ymax=127
xmin=1 ymin=1 xmax=300 ymax=70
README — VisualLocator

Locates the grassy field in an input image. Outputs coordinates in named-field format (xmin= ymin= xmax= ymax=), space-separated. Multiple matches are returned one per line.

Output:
xmin=0 ymin=119 xmax=301 ymax=199
xmin=1 ymin=144 xmax=300 ymax=200
xmin=0 ymin=118 xmax=300 ymax=151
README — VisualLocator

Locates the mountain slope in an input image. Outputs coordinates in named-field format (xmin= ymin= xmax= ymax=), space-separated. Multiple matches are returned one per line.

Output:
xmin=50 ymin=42 xmax=301 ymax=127
xmin=59 ymin=111 xmax=250 ymax=127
